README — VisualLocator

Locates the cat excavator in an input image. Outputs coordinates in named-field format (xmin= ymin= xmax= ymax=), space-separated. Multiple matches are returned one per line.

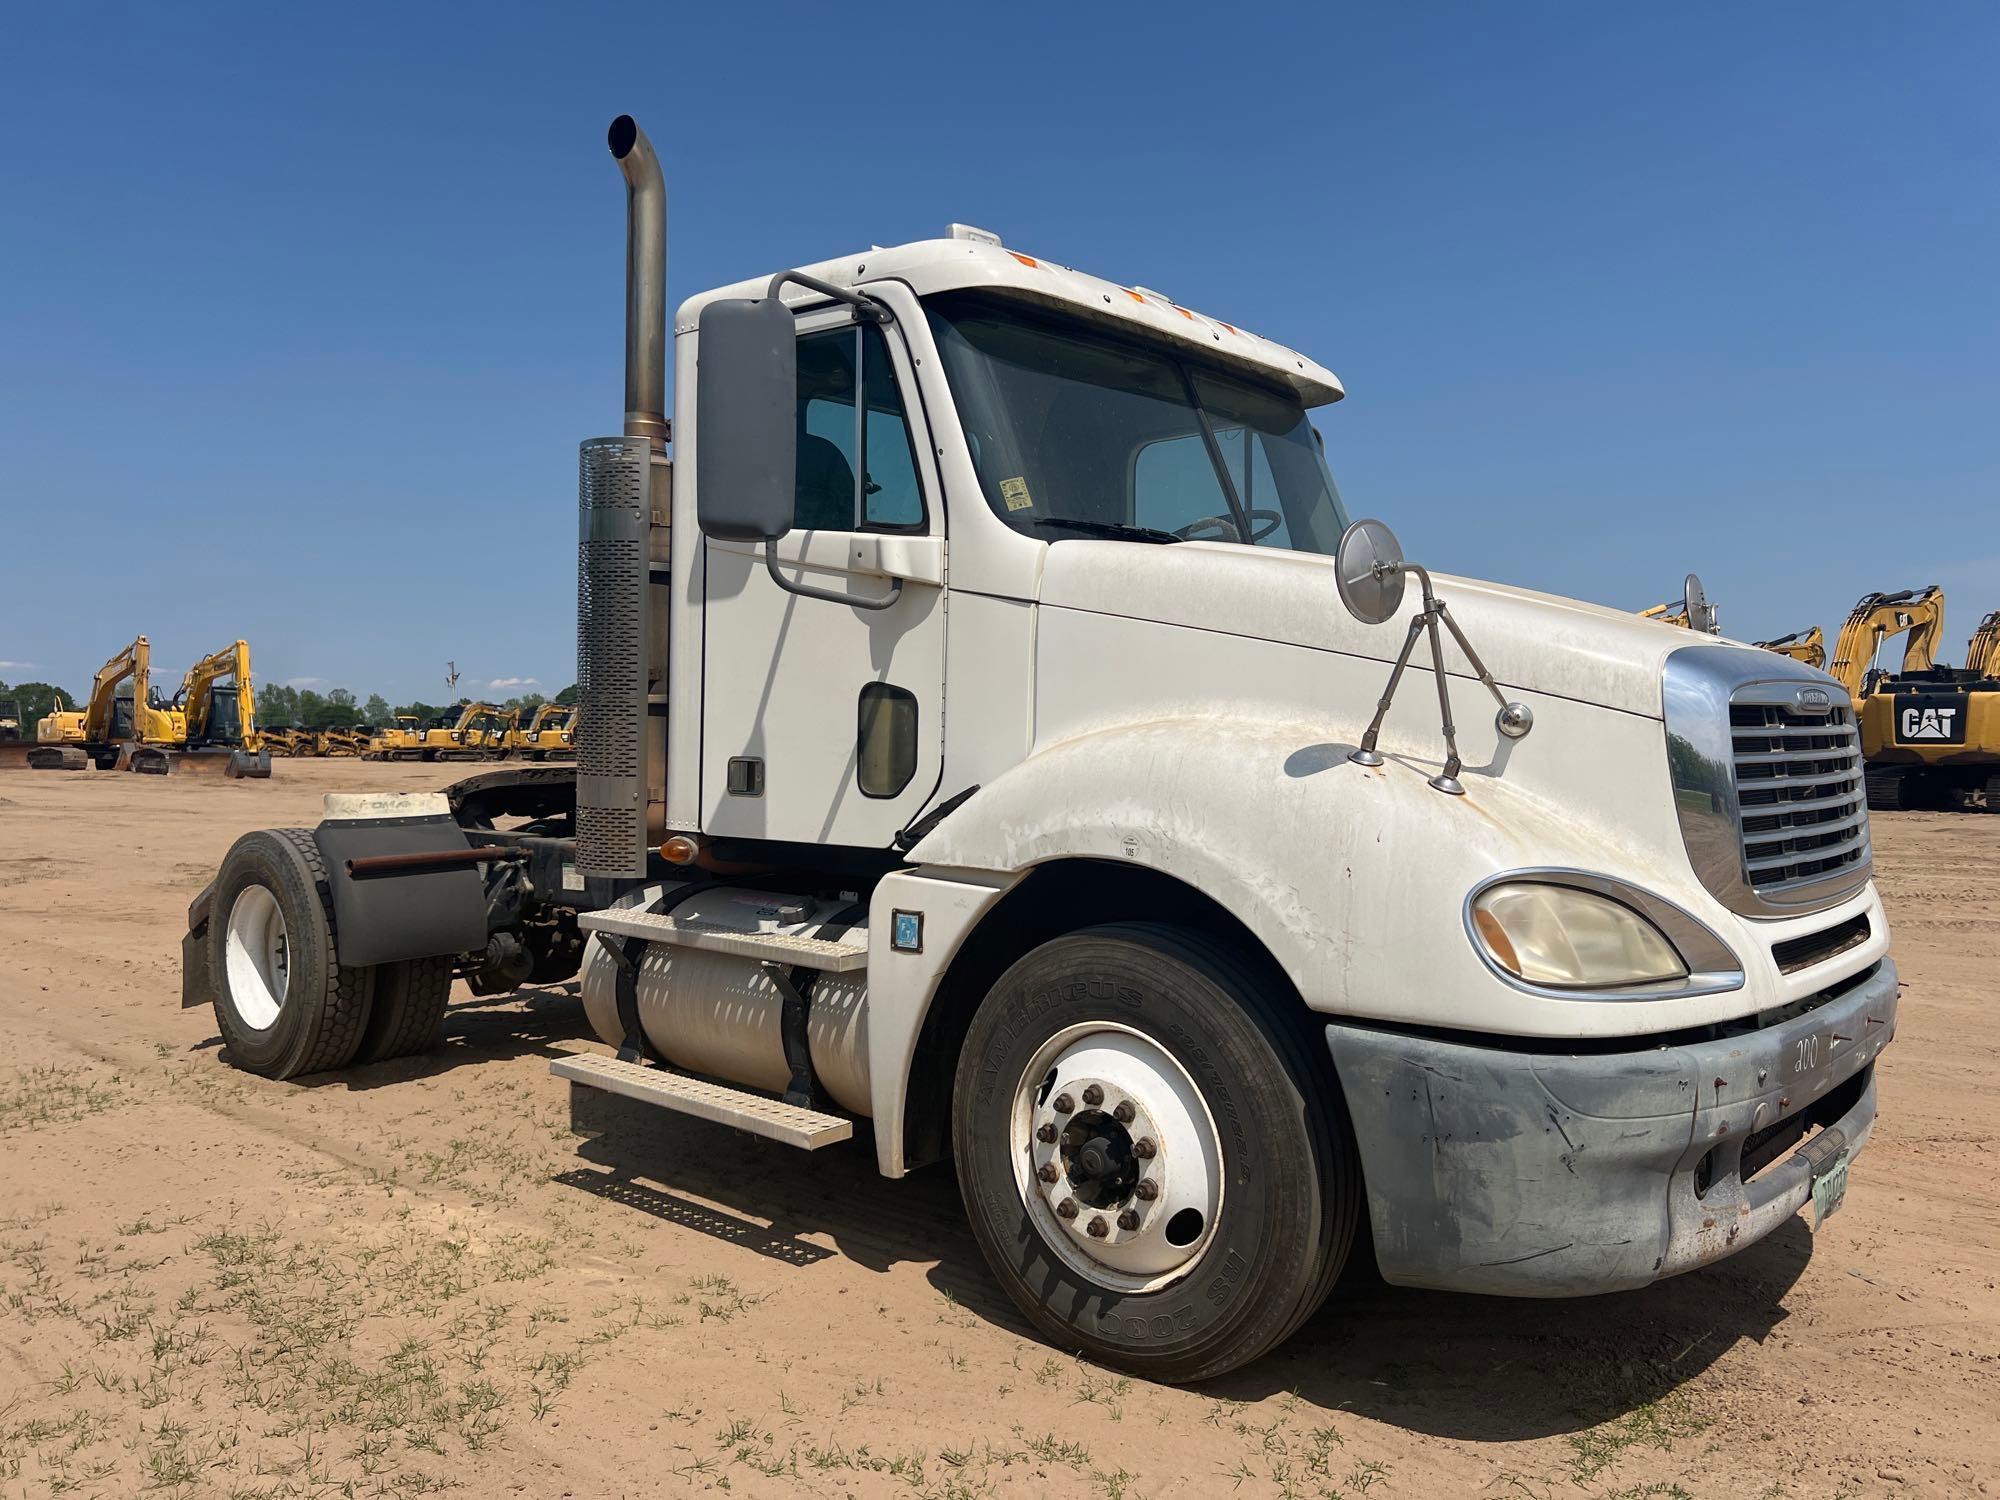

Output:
xmin=1828 ymin=586 xmax=2000 ymax=811
xmin=501 ymin=703 xmax=577 ymax=760
xmin=1967 ymin=610 xmax=2000 ymax=678
xmin=409 ymin=702 xmax=513 ymax=761
xmin=364 ymin=715 xmax=426 ymax=760
xmin=1755 ymin=626 xmax=1826 ymax=670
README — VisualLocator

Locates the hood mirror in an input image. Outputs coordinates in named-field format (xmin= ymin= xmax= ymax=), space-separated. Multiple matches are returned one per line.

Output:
xmin=1683 ymin=573 xmax=1719 ymax=635
xmin=1335 ymin=518 xmax=1534 ymax=796
xmin=1334 ymin=517 xmax=1406 ymax=625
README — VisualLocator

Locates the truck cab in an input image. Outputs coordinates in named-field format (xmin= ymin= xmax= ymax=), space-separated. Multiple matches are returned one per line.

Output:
xmin=181 ymin=116 xmax=1897 ymax=1383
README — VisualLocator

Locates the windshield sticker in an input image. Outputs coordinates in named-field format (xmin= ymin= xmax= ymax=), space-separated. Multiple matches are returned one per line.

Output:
xmin=1000 ymin=476 xmax=1035 ymax=512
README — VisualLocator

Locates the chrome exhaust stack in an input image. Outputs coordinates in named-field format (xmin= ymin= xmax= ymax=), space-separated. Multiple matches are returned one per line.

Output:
xmin=608 ymin=114 xmax=667 ymax=446
xmin=576 ymin=115 xmax=671 ymax=881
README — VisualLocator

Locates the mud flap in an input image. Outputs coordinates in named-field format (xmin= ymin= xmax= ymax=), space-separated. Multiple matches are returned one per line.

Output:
xmin=313 ymin=813 xmax=487 ymax=968
xmin=181 ymin=882 xmax=217 ymax=1008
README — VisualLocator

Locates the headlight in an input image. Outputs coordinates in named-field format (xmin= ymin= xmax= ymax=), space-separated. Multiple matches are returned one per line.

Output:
xmin=1471 ymin=882 xmax=1687 ymax=988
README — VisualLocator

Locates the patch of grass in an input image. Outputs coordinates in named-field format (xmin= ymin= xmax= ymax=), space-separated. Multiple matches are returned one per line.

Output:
xmin=1566 ymin=1394 xmax=1711 ymax=1485
xmin=0 ymin=1066 xmax=118 ymax=1136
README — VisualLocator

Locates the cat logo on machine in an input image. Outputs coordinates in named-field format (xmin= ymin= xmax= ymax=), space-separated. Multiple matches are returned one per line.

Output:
xmin=1894 ymin=693 xmax=1968 ymax=745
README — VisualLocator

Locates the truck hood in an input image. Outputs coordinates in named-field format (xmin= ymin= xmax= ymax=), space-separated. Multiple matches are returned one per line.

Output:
xmin=1036 ymin=541 xmax=1751 ymax=718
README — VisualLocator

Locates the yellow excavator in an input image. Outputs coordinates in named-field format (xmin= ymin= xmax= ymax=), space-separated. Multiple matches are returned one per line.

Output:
xmin=1755 ymin=626 xmax=1826 ymax=671
xmin=409 ymin=701 xmax=513 ymax=761
xmin=14 ymin=637 xmax=273 ymax=777
xmin=21 ymin=637 xmax=178 ymax=771
xmin=1828 ymin=586 xmax=2000 ymax=811
xmin=168 ymin=640 xmax=274 ymax=778
xmin=1968 ymin=610 xmax=2000 ymax=678
xmin=364 ymin=714 xmax=425 ymax=760
xmin=501 ymin=703 xmax=576 ymax=760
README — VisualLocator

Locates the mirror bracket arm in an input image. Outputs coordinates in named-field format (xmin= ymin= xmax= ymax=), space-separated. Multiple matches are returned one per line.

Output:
xmin=765 ymin=270 xmax=892 ymax=325
xmin=763 ymin=543 xmax=903 ymax=611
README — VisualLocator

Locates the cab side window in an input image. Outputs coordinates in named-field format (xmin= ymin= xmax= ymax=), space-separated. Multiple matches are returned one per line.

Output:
xmin=795 ymin=325 xmax=925 ymax=532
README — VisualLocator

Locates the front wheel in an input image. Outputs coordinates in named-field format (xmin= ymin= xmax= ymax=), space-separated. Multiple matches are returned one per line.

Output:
xmin=952 ymin=923 xmax=1359 ymax=1382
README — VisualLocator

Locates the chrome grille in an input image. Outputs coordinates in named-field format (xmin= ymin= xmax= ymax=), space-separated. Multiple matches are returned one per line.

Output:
xmin=1663 ymin=645 xmax=1873 ymax=918
xmin=1728 ymin=700 xmax=1868 ymax=893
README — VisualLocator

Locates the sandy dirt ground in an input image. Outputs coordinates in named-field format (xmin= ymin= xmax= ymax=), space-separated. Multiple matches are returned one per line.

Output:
xmin=0 ymin=758 xmax=1993 ymax=1500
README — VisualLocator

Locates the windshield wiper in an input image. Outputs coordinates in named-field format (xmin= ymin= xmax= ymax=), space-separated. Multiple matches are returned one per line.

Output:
xmin=1031 ymin=517 xmax=1182 ymax=545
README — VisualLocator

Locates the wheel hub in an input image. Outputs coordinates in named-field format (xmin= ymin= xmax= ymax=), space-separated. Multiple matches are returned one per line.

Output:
xmin=1013 ymin=1025 xmax=1223 ymax=1288
xmin=1060 ymin=1111 xmax=1138 ymax=1208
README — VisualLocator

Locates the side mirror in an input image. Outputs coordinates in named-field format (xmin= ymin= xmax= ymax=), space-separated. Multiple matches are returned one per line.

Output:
xmin=696 ymin=296 xmax=796 ymax=543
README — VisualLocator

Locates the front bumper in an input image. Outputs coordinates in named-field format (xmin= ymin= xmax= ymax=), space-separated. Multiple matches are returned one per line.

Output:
xmin=1326 ymin=958 xmax=1898 ymax=1296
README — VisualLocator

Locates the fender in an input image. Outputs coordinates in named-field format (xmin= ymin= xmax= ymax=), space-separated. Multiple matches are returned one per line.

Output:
xmin=900 ymin=709 xmax=1878 ymax=1046
xmin=311 ymin=793 xmax=488 ymax=968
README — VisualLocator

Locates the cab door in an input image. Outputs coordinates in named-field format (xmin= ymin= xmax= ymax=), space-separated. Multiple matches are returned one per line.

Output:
xmin=700 ymin=305 xmax=946 ymax=846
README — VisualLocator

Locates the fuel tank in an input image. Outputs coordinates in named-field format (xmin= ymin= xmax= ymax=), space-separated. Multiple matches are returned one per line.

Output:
xmin=579 ymin=883 xmax=871 ymax=1115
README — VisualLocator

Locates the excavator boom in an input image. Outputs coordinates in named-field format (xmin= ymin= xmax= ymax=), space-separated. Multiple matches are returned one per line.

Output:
xmin=1828 ymin=586 xmax=1945 ymax=702
xmin=1968 ymin=611 xmax=2000 ymax=679
xmin=1755 ymin=625 xmax=1827 ymax=672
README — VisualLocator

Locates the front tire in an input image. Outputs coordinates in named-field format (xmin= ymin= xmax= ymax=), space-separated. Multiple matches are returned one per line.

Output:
xmin=952 ymin=923 xmax=1358 ymax=1382
xmin=209 ymin=828 xmax=375 ymax=1079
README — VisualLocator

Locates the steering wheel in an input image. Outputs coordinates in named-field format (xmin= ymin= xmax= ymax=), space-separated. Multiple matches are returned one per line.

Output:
xmin=1174 ymin=509 xmax=1284 ymax=543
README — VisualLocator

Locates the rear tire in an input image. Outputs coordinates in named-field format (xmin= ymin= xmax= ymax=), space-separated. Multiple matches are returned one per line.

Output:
xmin=951 ymin=923 xmax=1359 ymax=1383
xmin=355 ymin=955 xmax=453 ymax=1065
xmin=209 ymin=828 xmax=375 ymax=1079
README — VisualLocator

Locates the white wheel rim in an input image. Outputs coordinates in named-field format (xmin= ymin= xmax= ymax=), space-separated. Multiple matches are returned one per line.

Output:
xmin=1010 ymin=1022 xmax=1224 ymax=1293
xmin=224 ymin=883 xmax=290 ymax=1031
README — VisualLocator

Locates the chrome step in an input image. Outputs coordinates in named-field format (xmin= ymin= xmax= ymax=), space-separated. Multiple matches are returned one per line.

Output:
xmin=553 ymin=1053 xmax=854 ymax=1149
xmin=577 ymin=908 xmax=868 ymax=972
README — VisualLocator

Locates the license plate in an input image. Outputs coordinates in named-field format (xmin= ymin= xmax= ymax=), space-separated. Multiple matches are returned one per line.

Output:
xmin=1811 ymin=1151 xmax=1850 ymax=1227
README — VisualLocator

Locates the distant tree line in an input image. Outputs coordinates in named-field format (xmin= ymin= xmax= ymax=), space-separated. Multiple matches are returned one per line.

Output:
xmin=0 ymin=680 xmax=72 ymax=728
xmin=0 ymin=677 xmax=576 ymax=733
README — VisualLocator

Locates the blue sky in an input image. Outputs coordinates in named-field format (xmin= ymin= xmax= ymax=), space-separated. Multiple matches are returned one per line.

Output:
xmin=3 ymin=3 xmax=1994 ymax=702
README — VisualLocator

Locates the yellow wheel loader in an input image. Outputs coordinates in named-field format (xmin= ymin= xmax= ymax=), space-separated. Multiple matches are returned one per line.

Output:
xmin=1755 ymin=626 xmax=1826 ymax=671
xmin=1828 ymin=586 xmax=2000 ymax=811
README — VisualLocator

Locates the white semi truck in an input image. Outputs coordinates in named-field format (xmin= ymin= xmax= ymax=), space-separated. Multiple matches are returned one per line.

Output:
xmin=180 ymin=116 xmax=1897 ymax=1382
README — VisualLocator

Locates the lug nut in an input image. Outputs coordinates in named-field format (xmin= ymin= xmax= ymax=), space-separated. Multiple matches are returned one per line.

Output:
xmin=1086 ymin=1216 xmax=1108 ymax=1239
xmin=1117 ymin=1209 xmax=1141 ymax=1231
xmin=1038 ymin=1162 xmax=1060 ymax=1183
xmin=1082 ymin=1083 xmax=1104 ymax=1107
xmin=1133 ymin=1137 xmax=1157 ymax=1160
xmin=1112 ymin=1100 xmax=1135 ymax=1124
xmin=1053 ymin=1093 xmax=1075 ymax=1114
xmin=1056 ymin=1198 xmax=1078 ymax=1220
xmin=1036 ymin=1123 xmax=1058 ymax=1144
xmin=1135 ymin=1179 xmax=1159 ymax=1201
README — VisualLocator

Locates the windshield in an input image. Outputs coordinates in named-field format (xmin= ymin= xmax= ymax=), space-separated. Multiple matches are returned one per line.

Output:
xmin=925 ymin=292 xmax=1349 ymax=553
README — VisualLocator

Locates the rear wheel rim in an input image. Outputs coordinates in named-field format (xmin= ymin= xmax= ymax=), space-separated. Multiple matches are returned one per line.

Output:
xmin=224 ymin=884 xmax=290 ymax=1031
xmin=1009 ymin=1022 xmax=1224 ymax=1294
